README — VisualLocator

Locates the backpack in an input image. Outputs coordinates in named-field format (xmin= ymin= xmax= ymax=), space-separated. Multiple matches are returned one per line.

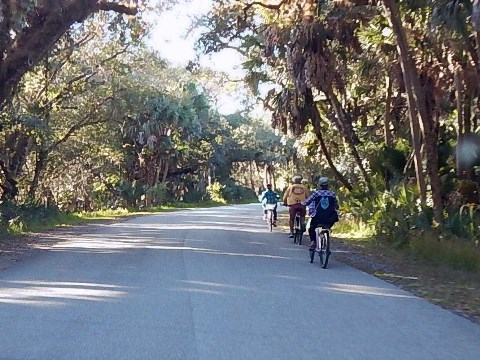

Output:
xmin=313 ymin=195 xmax=339 ymax=223
xmin=290 ymin=184 xmax=306 ymax=203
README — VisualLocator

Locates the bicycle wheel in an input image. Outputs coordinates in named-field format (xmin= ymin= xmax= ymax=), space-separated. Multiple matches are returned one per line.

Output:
xmin=293 ymin=215 xmax=300 ymax=244
xmin=319 ymin=231 xmax=331 ymax=269
xmin=267 ymin=210 xmax=273 ymax=232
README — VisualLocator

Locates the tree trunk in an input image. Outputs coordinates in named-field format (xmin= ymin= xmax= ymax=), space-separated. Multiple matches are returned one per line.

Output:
xmin=162 ymin=161 xmax=169 ymax=183
xmin=0 ymin=131 xmax=31 ymax=201
xmin=0 ymin=159 xmax=18 ymax=201
xmin=312 ymin=105 xmax=353 ymax=191
xmin=384 ymin=74 xmax=393 ymax=147
xmin=28 ymin=149 xmax=48 ymax=199
xmin=0 ymin=1 xmax=138 ymax=110
xmin=324 ymin=86 xmax=372 ymax=192
xmin=382 ymin=0 xmax=443 ymax=223
xmin=454 ymin=63 xmax=464 ymax=177
xmin=383 ymin=2 xmax=426 ymax=205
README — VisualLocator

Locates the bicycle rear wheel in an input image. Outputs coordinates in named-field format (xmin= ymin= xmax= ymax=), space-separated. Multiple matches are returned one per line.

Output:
xmin=319 ymin=231 xmax=331 ymax=268
xmin=293 ymin=215 xmax=302 ymax=244
xmin=267 ymin=210 xmax=273 ymax=232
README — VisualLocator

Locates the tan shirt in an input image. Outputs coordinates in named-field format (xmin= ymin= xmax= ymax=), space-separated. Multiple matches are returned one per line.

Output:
xmin=283 ymin=184 xmax=309 ymax=205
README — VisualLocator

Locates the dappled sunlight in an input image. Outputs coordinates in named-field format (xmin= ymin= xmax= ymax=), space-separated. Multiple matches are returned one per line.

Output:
xmin=199 ymin=250 xmax=290 ymax=259
xmin=169 ymin=287 xmax=224 ymax=295
xmin=272 ymin=275 xmax=303 ymax=281
xmin=172 ymin=212 xmax=258 ymax=220
xmin=49 ymin=237 xmax=185 ymax=253
xmin=0 ymin=280 xmax=128 ymax=306
xmin=377 ymin=273 xmax=419 ymax=281
xmin=182 ymin=280 xmax=255 ymax=291
xmin=111 ymin=222 xmax=266 ymax=233
xmin=45 ymin=212 xmax=282 ymax=254
xmin=169 ymin=280 xmax=261 ymax=295
xmin=303 ymin=282 xmax=415 ymax=298
xmin=279 ymin=247 xmax=305 ymax=252
xmin=49 ymin=238 xmax=292 ymax=260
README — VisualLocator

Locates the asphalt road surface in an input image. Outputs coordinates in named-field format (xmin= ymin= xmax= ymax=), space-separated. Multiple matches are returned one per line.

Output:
xmin=0 ymin=204 xmax=479 ymax=359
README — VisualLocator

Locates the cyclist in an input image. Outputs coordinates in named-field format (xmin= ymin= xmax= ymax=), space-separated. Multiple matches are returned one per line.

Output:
xmin=283 ymin=175 xmax=308 ymax=238
xmin=259 ymin=183 xmax=279 ymax=226
xmin=302 ymin=177 xmax=339 ymax=251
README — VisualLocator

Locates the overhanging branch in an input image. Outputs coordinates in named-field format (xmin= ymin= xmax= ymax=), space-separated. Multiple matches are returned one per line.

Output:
xmin=98 ymin=1 xmax=138 ymax=15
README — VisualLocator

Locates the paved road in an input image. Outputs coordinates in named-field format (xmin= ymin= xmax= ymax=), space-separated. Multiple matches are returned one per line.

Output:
xmin=0 ymin=204 xmax=479 ymax=359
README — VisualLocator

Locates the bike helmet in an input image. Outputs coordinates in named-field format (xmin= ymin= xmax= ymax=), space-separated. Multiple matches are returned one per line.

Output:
xmin=318 ymin=177 xmax=329 ymax=186
xmin=292 ymin=175 xmax=303 ymax=184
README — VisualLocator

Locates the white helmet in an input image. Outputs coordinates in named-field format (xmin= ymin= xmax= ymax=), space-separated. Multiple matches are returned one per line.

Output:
xmin=318 ymin=177 xmax=329 ymax=186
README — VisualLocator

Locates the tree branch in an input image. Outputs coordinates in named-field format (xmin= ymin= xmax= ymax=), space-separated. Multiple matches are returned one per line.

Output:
xmin=0 ymin=0 xmax=139 ymax=109
xmin=49 ymin=95 xmax=116 ymax=152
xmin=98 ymin=1 xmax=138 ymax=15
xmin=242 ymin=0 xmax=287 ymax=12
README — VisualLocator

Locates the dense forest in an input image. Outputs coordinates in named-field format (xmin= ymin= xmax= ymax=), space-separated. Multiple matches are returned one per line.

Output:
xmin=0 ymin=1 xmax=479 ymax=257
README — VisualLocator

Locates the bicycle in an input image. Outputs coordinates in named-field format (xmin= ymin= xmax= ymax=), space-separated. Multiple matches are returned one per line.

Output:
xmin=309 ymin=226 xmax=331 ymax=269
xmin=264 ymin=203 xmax=277 ymax=232
xmin=292 ymin=212 xmax=305 ymax=245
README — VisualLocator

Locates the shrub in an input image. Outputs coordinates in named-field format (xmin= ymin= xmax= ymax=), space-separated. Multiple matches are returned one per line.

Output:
xmin=221 ymin=180 xmax=257 ymax=202
xmin=0 ymin=199 xmax=61 ymax=234
xmin=206 ymin=182 xmax=226 ymax=203
xmin=145 ymin=183 xmax=168 ymax=206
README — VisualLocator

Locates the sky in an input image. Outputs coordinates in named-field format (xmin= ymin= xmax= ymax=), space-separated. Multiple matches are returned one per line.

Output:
xmin=146 ymin=0 xmax=249 ymax=114
xmin=148 ymin=0 xmax=243 ymax=74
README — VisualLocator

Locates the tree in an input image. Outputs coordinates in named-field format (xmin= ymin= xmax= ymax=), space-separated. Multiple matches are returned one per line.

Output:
xmin=0 ymin=10 xmax=146 ymax=202
xmin=199 ymin=1 xmax=374 ymax=190
xmin=0 ymin=0 xmax=143 ymax=110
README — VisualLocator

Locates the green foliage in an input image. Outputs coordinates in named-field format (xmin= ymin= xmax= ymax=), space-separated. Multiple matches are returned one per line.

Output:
xmin=118 ymin=181 xmax=144 ymax=208
xmin=221 ymin=179 xmax=257 ymax=202
xmin=0 ymin=200 xmax=61 ymax=235
xmin=368 ymin=142 xmax=409 ymax=189
xmin=459 ymin=203 xmax=480 ymax=240
xmin=206 ymin=182 xmax=226 ymax=203
xmin=341 ymin=184 xmax=433 ymax=247
xmin=442 ymin=210 xmax=476 ymax=239
xmin=145 ymin=183 xmax=169 ymax=206
xmin=205 ymin=180 xmax=257 ymax=204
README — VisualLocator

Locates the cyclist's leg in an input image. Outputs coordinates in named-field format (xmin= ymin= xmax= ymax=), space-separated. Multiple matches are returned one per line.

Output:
xmin=288 ymin=205 xmax=295 ymax=235
xmin=273 ymin=204 xmax=278 ymax=221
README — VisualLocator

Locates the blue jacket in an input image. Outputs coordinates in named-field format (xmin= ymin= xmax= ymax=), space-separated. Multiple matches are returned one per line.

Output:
xmin=260 ymin=190 xmax=279 ymax=204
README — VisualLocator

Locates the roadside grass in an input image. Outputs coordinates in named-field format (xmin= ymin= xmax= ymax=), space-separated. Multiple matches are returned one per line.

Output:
xmin=410 ymin=234 xmax=480 ymax=272
xmin=334 ymin=218 xmax=375 ymax=240
xmin=335 ymin=218 xmax=480 ymax=273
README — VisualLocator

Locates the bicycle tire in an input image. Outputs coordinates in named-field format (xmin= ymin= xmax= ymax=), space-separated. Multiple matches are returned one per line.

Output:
xmin=319 ymin=231 xmax=330 ymax=268
xmin=293 ymin=215 xmax=303 ymax=245
xmin=293 ymin=215 xmax=298 ymax=243
xmin=267 ymin=210 xmax=273 ymax=232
